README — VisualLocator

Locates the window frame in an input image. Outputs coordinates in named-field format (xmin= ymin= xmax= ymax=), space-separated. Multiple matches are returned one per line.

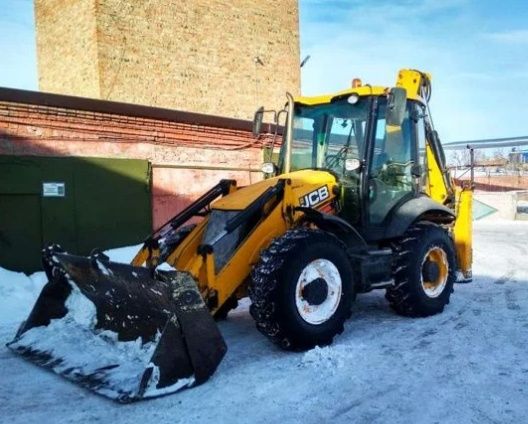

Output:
xmin=363 ymin=97 xmax=421 ymax=231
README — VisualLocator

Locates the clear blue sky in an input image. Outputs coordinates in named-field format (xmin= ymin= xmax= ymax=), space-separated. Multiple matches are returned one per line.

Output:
xmin=1 ymin=0 xmax=527 ymax=142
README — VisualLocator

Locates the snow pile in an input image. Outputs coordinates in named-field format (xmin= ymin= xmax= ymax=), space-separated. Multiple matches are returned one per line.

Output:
xmin=0 ymin=244 xmax=142 ymax=326
xmin=64 ymin=280 xmax=98 ymax=327
xmin=9 ymin=276 xmax=196 ymax=400
xmin=300 ymin=343 xmax=365 ymax=373
xmin=156 ymin=262 xmax=176 ymax=271
xmin=0 ymin=269 xmax=47 ymax=325
xmin=8 ymin=278 xmax=167 ymax=400
xmin=104 ymin=244 xmax=142 ymax=263
xmin=143 ymin=364 xmax=195 ymax=398
xmin=3 ymin=243 xmax=196 ymax=400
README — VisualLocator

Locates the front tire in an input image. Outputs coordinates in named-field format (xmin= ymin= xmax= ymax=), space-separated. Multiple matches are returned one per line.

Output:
xmin=249 ymin=228 xmax=354 ymax=350
xmin=386 ymin=223 xmax=456 ymax=317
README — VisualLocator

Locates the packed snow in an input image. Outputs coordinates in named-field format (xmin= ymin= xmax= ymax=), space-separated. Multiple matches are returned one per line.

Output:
xmin=0 ymin=268 xmax=47 ymax=324
xmin=0 ymin=244 xmax=141 ymax=325
xmin=7 ymin=279 xmax=164 ymax=401
xmin=1 ymin=224 xmax=527 ymax=423
xmin=1 ymin=243 xmax=196 ymax=402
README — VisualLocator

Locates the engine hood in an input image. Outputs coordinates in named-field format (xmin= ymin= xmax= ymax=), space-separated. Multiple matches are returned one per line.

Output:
xmin=212 ymin=169 xmax=337 ymax=211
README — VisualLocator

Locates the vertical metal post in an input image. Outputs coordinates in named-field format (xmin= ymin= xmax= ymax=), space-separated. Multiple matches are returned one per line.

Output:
xmin=284 ymin=92 xmax=295 ymax=173
xmin=468 ymin=144 xmax=475 ymax=188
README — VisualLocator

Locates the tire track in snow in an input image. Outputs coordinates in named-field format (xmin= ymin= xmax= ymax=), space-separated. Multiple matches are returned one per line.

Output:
xmin=331 ymin=385 xmax=397 ymax=419
xmin=493 ymin=240 xmax=525 ymax=285
xmin=496 ymin=240 xmax=527 ymax=311
xmin=505 ymin=287 xmax=521 ymax=311
xmin=494 ymin=270 xmax=516 ymax=285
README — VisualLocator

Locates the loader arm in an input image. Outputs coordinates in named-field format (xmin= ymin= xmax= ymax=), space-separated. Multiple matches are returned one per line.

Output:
xmin=167 ymin=179 xmax=288 ymax=311
xmin=132 ymin=179 xmax=236 ymax=268
xmin=129 ymin=169 xmax=337 ymax=314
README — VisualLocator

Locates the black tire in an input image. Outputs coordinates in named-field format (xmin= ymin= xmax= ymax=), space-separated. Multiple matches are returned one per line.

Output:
xmin=249 ymin=228 xmax=354 ymax=350
xmin=385 ymin=223 xmax=456 ymax=317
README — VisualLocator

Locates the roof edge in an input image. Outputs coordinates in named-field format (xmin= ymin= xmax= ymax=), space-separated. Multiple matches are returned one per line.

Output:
xmin=0 ymin=86 xmax=254 ymax=132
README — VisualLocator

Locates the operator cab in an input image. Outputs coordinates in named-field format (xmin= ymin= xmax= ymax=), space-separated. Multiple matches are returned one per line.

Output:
xmin=257 ymin=87 xmax=427 ymax=238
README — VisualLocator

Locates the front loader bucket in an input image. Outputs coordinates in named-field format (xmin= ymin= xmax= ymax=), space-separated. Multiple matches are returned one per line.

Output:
xmin=7 ymin=245 xmax=227 ymax=403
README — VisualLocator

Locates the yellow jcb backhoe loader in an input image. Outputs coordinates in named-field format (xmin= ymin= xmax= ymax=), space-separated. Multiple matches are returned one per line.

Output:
xmin=8 ymin=69 xmax=472 ymax=402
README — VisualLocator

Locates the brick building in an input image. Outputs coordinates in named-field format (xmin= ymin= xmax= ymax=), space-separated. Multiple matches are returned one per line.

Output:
xmin=0 ymin=87 xmax=275 ymax=271
xmin=1 ymin=1 xmax=296 ymax=272
xmin=34 ymin=0 xmax=301 ymax=119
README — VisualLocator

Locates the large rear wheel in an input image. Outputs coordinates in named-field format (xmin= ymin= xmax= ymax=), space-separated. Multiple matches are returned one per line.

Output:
xmin=386 ymin=223 xmax=456 ymax=317
xmin=249 ymin=228 xmax=354 ymax=350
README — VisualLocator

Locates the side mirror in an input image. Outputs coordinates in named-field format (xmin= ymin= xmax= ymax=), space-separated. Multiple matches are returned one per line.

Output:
xmin=386 ymin=87 xmax=407 ymax=126
xmin=411 ymin=163 xmax=423 ymax=177
xmin=261 ymin=162 xmax=276 ymax=176
xmin=253 ymin=106 xmax=264 ymax=137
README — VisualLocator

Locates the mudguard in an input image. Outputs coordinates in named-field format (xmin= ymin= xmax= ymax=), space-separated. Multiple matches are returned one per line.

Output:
xmin=384 ymin=195 xmax=455 ymax=239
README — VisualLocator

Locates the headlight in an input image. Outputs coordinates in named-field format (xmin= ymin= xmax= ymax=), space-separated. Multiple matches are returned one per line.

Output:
xmin=347 ymin=94 xmax=360 ymax=104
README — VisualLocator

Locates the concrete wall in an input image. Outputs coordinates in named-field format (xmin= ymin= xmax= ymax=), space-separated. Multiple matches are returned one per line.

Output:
xmin=474 ymin=192 xmax=518 ymax=221
xmin=34 ymin=0 xmax=300 ymax=120
xmin=515 ymin=191 xmax=528 ymax=220
xmin=0 ymin=88 xmax=269 ymax=229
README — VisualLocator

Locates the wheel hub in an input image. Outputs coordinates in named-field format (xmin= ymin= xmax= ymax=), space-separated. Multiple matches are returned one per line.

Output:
xmin=295 ymin=258 xmax=342 ymax=325
xmin=302 ymin=278 xmax=329 ymax=306
xmin=421 ymin=246 xmax=449 ymax=298
xmin=422 ymin=260 xmax=440 ymax=283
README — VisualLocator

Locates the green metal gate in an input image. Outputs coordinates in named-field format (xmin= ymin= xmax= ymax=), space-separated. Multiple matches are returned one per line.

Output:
xmin=0 ymin=156 xmax=151 ymax=273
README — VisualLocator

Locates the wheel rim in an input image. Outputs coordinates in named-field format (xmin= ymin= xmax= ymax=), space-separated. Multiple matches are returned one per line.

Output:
xmin=295 ymin=259 xmax=342 ymax=325
xmin=421 ymin=246 xmax=449 ymax=298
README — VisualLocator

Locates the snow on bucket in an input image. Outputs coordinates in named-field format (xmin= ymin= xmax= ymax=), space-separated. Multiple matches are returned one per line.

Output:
xmin=7 ymin=245 xmax=227 ymax=403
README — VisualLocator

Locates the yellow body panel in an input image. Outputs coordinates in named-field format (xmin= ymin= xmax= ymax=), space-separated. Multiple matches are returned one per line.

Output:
xmin=213 ymin=169 xmax=336 ymax=210
xmin=453 ymin=187 xmax=473 ymax=279
xmin=161 ymin=170 xmax=339 ymax=311
xmin=425 ymin=144 xmax=449 ymax=204
xmin=207 ymin=203 xmax=288 ymax=310
xmin=295 ymin=86 xmax=387 ymax=106
xmin=395 ymin=69 xmax=430 ymax=101
xmin=212 ymin=178 xmax=275 ymax=210
xmin=295 ymin=69 xmax=425 ymax=107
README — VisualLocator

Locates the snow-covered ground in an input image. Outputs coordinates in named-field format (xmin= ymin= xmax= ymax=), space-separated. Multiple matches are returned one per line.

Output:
xmin=1 ymin=225 xmax=527 ymax=423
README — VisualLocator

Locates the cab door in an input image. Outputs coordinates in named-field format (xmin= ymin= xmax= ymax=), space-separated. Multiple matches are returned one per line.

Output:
xmin=366 ymin=102 xmax=417 ymax=233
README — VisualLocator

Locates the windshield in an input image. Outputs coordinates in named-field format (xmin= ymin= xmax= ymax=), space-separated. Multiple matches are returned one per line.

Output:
xmin=279 ymin=97 xmax=370 ymax=175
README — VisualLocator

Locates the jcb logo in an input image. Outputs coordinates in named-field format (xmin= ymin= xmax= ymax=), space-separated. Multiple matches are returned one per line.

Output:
xmin=299 ymin=186 xmax=330 ymax=208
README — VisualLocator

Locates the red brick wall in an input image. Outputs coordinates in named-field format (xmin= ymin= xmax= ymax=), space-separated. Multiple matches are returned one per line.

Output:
xmin=455 ymin=175 xmax=528 ymax=192
xmin=473 ymin=175 xmax=528 ymax=192
xmin=0 ymin=89 xmax=272 ymax=229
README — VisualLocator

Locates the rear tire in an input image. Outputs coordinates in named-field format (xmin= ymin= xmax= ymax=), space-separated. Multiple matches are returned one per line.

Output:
xmin=385 ymin=223 xmax=456 ymax=317
xmin=249 ymin=228 xmax=354 ymax=350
